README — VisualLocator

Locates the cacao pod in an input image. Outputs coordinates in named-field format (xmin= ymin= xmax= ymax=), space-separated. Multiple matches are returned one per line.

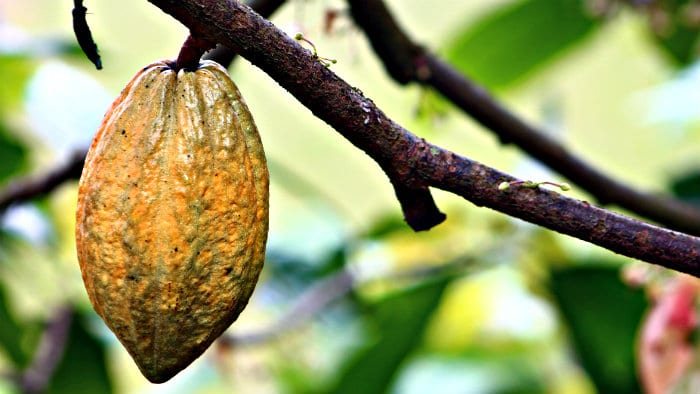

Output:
xmin=75 ymin=60 xmax=269 ymax=383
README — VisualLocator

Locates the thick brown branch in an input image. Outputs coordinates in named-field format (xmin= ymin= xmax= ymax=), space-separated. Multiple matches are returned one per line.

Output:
xmin=144 ymin=0 xmax=700 ymax=274
xmin=347 ymin=0 xmax=700 ymax=236
xmin=203 ymin=0 xmax=286 ymax=66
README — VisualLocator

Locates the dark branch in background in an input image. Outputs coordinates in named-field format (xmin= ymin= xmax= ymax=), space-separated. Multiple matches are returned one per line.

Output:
xmin=0 ymin=149 xmax=86 ymax=215
xmin=72 ymin=0 xmax=102 ymax=70
xmin=222 ymin=269 xmax=355 ymax=346
xmin=346 ymin=0 xmax=700 ymax=236
xmin=145 ymin=0 xmax=700 ymax=275
xmin=203 ymin=45 xmax=235 ymax=66
xmin=19 ymin=307 xmax=73 ymax=394
xmin=223 ymin=253 xmax=482 ymax=346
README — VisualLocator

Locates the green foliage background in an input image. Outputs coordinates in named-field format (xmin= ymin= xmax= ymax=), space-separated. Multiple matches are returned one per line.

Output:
xmin=1 ymin=0 xmax=700 ymax=393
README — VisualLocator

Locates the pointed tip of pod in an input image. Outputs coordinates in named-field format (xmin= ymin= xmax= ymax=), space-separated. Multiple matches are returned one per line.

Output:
xmin=142 ymin=370 xmax=178 ymax=384
xmin=131 ymin=347 xmax=202 ymax=384
xmin=140 ymin=367 xmax=182 ymax=384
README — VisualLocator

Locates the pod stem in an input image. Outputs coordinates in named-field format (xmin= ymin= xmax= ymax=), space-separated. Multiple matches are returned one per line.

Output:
xmin=175 ymin=34 xmax=216 ymax=71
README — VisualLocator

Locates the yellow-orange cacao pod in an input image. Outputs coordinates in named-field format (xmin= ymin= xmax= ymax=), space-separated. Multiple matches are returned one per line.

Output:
xmin=75 ymin=60 xmax=269 ymax=383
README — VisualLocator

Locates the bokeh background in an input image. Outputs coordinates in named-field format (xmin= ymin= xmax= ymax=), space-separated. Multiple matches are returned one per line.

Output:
xmin=1 ymin=0 xmax=700 ymax=393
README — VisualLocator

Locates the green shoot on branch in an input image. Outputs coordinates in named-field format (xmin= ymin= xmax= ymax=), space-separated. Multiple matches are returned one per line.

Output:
xmin=498 ymin=180 xmax=571 ymax=192
xmin=294 ymin=33 xmax=337 ymax=67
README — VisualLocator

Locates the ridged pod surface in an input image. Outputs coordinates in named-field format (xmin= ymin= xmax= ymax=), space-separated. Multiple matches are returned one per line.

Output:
xmin=75 ymin=60 xmax=269 ymax=383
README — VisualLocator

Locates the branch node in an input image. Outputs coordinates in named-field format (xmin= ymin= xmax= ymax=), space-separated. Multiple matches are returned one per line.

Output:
xmin=391 ymin=183 xmax=446 ymax=231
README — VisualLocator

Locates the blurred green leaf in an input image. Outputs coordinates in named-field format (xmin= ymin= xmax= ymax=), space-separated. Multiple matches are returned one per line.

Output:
xmin=414 ymin=88 xmax=450 ymax=126
xmin=47 ymin=312 xmax=112 ymax=394
xmin=644 ymin=0 xmax=700 ymax=66
xmin=550 ymin=264 xmax=646 ymax=394
xmin=266 ymin=246 xmax=348 ymax=288
xmin=0 ymin=285 xmax=32 ymax=367
xmin=670 ymin=170 xmax=700 ymax=206
xmin=655 ymin=24 xmax=698 ymax=65
xmin=0 ymin=55 xmax=35 ymax=110
xmin=57 ymin=42 xmax=88 ymax=61
xmin=364 ymin=215 xmax=409 ymax=240
xmin=0 ymin=121 xmax=28 ymax=184
xmin=316 ymin=247 xmax=348 ymax=277
xmin=325 ymin=276 xmax=452 ymax=394
xmin=444 ymin=0 xmax=600 ymax=89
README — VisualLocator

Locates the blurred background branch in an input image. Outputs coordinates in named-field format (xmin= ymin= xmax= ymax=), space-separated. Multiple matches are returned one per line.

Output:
xmin=0 ymin=149 xmax=86 ymax=215
xmin=18 ymin=307 xmax=73 ymax=394
xmin=224 ymin=252 xmax=484 ymax=347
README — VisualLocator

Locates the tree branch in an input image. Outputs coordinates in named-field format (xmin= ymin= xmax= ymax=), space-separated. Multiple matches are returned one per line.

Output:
xmin=0 ymin=149 xmax=86 ymax=215
xmin=142 ymin=0 xmax=700 ymax=275
xmin=19 ymin=307 xmax=73 ymax=394
xmin=203 ymin=0 xmax=286 ymax=66
xmin=223 ymin=253 xmax=482 ymax=346
xmin=222 ymin=269 xmax=355 ymax=346
xmin=346 ymin=0 xmax=700 ymax=236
